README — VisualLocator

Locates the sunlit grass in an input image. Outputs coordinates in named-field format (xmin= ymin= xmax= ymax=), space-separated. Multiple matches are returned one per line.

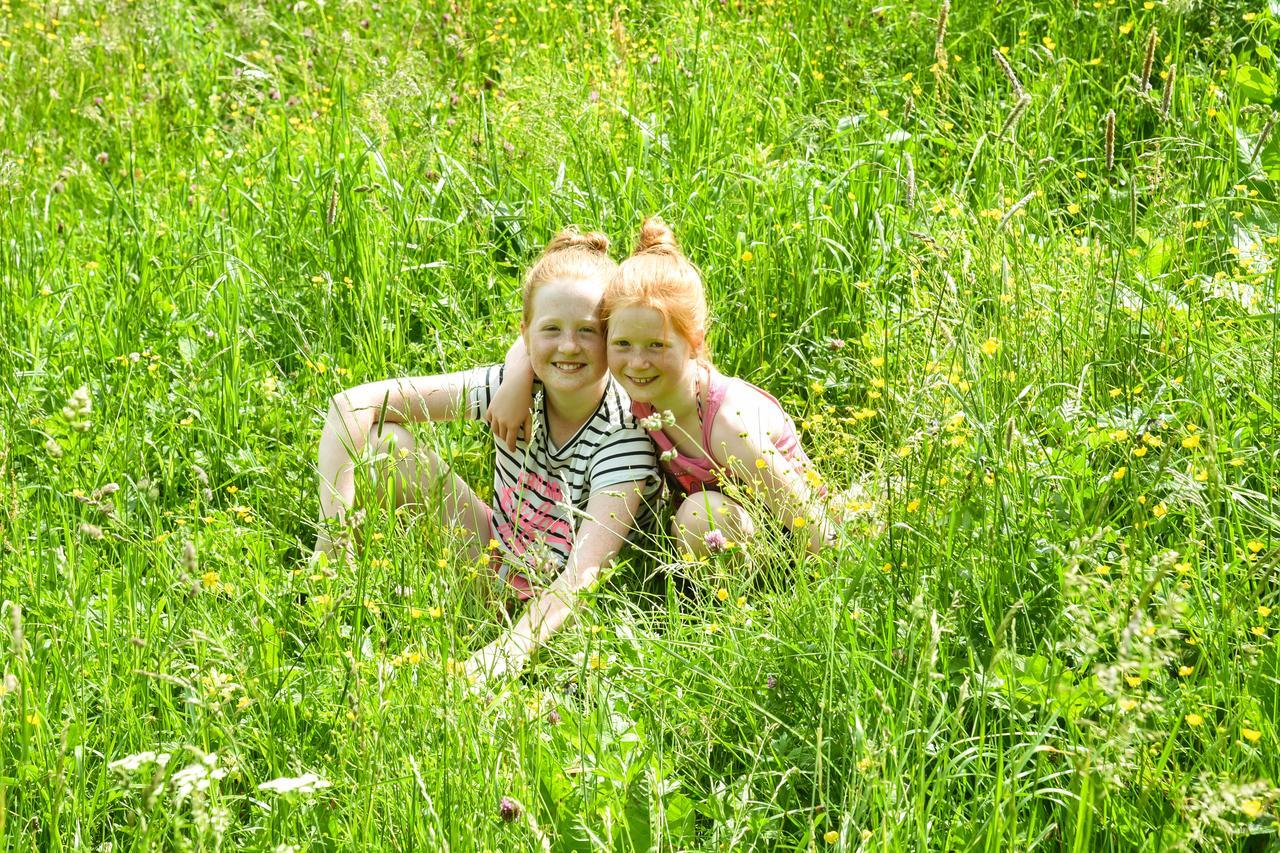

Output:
xmin=0 ymin=0 xmax=1278 ymax=848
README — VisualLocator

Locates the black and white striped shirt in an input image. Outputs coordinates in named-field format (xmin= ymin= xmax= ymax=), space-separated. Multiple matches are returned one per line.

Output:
xmin=464 ymin=364 xmax=659 ymax=582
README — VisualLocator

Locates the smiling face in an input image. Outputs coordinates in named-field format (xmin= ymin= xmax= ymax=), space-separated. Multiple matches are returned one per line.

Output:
xmin=606 ymin=304 xmax=697 ymax=406
xmin=522 ymin=276 xmax=608 ymax=401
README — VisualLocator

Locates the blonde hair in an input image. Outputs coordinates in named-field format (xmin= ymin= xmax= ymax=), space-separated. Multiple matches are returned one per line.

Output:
xmin=602 ymin=217 xmax=711 ymax=362
xmin=522 ymin=227 xmax=615 ymax=323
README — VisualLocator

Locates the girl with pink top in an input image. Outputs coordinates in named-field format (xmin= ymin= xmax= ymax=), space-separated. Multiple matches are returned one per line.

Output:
xmin=489 ymin=217 xmax=840 ymax=557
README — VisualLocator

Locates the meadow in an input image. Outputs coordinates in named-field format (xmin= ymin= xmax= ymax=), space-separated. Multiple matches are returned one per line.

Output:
xmin=1 ymin=0 xmax=1279 ymax=848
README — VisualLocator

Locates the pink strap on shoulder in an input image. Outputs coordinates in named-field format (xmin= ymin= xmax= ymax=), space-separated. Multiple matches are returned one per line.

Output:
xmin=699 ymin=368 xmax=732 ymax=451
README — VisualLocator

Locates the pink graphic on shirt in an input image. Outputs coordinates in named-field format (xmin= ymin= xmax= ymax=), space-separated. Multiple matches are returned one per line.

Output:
xmin=493 ymin=471 xmax=574 ymax=558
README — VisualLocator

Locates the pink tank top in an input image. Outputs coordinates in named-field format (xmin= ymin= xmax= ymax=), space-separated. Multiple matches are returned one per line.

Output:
xmin=632 ymin=368 xmax=817 ymax=496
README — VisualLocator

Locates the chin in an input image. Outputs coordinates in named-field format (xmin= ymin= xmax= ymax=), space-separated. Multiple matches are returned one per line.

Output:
xmin=621 ymin=378 xmax=659 ymax=401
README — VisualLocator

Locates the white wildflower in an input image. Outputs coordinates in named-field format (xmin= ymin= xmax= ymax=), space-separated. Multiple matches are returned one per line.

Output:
xmin=108 ymin=751 xmax=172 ymax=774
xmin=257 ymin=772 xmax=332 ymax=795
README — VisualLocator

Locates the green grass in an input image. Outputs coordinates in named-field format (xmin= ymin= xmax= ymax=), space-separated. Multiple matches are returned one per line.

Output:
xmin=1 ymin=0 xmax=1279 ymax=848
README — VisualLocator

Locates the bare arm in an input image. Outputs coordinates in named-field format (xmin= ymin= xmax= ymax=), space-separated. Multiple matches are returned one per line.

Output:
xmin=317 ymin=371 xmax=476 ymax=525
xmin=483 ymin=336 xmax=535 ymax=452
xmin=465 ymin=482 xmax=649 ymax=682
xmin=709 ymin=395 xmax=834 ymax=555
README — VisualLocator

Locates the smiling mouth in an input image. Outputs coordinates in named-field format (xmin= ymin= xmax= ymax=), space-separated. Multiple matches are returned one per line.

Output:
xmin=627 ymin=375 xmax=658 ymax=386
xmin=553 ymin=362 xmax=587 ymax=374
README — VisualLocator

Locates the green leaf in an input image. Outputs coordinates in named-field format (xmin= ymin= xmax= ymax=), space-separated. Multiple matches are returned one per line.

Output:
xmin=1233 ymin=64 xmax=1276 ymax=103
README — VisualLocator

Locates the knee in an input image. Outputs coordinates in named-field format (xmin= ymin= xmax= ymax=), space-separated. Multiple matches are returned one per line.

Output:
xmin=673 ymin=496 xmax=712 ymax=536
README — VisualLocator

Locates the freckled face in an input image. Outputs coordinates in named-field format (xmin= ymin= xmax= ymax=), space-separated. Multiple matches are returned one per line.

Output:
xmin=522 ymin=277 xmax=608 ymax=398
xmin=606 ymin=305 xmax=696 ymax=406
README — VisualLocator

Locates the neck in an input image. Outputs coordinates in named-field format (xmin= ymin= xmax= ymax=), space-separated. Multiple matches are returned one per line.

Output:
xmin=650 ymin=362 xmax=703 ymax=421
xmin=545 ymin=382 xmax=606 ymax=429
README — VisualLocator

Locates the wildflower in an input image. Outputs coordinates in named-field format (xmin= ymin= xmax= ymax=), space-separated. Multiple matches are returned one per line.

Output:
xmin=660 ymin=448 xmax=678 ymax=463
xmin=109 ymin=751 xmax=172 ymax=774
xmin=1251 ymin=626 xmax=1266 ymax=637
xmin=1152 ymin=502 xmax=1167 ymax=518
xmin=257 ymin=773 xmax=331 ymax=795
xmin=906 ymin=499 xmax=920 ymax=513
xmin=981 ymin=337 xmax=1000 ymax=356
xmin=792 ymin=516 xmax=807 ymax=529
xmin=80 ymin=523 xmax=104 ymax=540
xmin=715 ymin=588 xmax=729 ymax=602
xmin=765 ymin=674 xmax=778 ymax=689
xmin=95 ymin=151 xmax=109 ymax=165
xmin=1242 ymin=728 xmax=1262 ymax=743
xmin=1112 ymin=467 xmax=1127 ymax=480
xmin=741 ymin=250 xmax=753 ymax=262
xmin=1185 ymin=713 xmax=1204 ymax=727
xmin=1181 ymin=434 xmax=1200 ymax=449
xmin=1247 ymin=540 xmax=1265 ymax=554
xmin=1259 ymin=606 xmax=1272 ymax=617
xmin=704 ymin=529 xmax=730 ymax=555
xmin=546 ymin=709 xmax=562 ymax=726
xmin=1178 ymin=665 xmax=1193 ymax=676
xmin=62 ymin=385 xmax=92 ymax=431
xmin=824 ymin=829 xmax=839 ymax=844
xmin=638 ymin=413 xmax=665 ymax=430
xmin=499 ymin=796 xmax=521 ymax=822
xmin=1241 ymin=799 xmax=1264 ymax=819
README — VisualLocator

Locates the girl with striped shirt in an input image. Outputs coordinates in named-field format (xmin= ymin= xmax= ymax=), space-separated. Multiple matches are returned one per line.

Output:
xmin=314 ymin=229 xmax=659 ymax=684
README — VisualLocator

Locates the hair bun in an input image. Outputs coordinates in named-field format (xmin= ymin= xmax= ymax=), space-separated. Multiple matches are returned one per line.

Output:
xmin=545 ymin=226 xmax=610 ymax=255
xmin=633 ymin=216 xmax=680 ymax=255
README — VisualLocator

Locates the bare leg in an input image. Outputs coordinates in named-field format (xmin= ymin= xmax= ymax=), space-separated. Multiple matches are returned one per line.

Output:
xmin=365 ymin=422 xmax=492 ymax=556
xmin=313 ymin=409 xmax=490 ymax=564
xmin=671 ymin=491 xmax=755 ymax=559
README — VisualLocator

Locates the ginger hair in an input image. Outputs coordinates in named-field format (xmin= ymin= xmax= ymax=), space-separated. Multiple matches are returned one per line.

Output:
xmin=522 ymin=227 xmax=615 ymax=324
xmin=602 ymin=217 xmax=711 ymax=363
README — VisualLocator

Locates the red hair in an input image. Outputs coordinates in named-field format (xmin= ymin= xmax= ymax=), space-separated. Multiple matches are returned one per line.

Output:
xmin=522 ymin=227 xmax=615 ymax=324
xmin=602 ymin=217 xmax=711 ymax=363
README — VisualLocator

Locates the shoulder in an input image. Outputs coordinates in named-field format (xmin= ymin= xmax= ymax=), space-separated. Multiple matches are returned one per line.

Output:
xmin=710 ymin=379 xmax=790 ymax=449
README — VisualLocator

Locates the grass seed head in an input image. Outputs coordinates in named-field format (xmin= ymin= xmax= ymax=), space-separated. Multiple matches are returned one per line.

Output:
xmin=9 ymin=603 xmax=22 ymax=660
xmin=1252 ymin=112 xmax=1277 ymax=167
xmin=934 ymin=0 xmax=950 ymax=72
xmin=1000 ymin=93 xmax=1032 ymax=138
xmin=1104 ymin=109 xmax=1116 ymax=171
xmin=1140 ymin=28 xmax=1158 ymax=92
xmin=1161 ymin=64 xmax=1176 ymax=118
xmin=902 ymin=152 xmax=916 ymax=210
xmin=992 ymin=48 xmax=1025 ymax=97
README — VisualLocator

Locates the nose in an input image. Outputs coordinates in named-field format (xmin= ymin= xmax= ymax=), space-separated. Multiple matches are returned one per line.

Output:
xmin=558 ymin=334 xmax=581 ymax=354
xmin=630 ymin=353 xmax=650 ymax=370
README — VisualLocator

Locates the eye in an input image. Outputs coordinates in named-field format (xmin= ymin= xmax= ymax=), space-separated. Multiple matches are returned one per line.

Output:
xmin=612 ymin=339 xmax=630 ymax=348
xmin=649 ymin=342 xmax=665 ymax=350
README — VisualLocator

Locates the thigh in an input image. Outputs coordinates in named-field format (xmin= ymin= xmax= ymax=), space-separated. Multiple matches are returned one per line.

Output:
xmin=367 ymin=423 xmax=493 ymax=549
xmin=672 ymin=490 xmax=755 ymax=555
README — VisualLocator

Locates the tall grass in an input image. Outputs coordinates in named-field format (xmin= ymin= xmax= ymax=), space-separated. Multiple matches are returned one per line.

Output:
xmin=0 ymin=0 xmax=1278 ymax=849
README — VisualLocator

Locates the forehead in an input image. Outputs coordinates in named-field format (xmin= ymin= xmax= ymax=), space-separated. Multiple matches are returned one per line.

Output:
xmin=528 ymin=277 xmax=603 ymax=320
xmin=608 ymin=304 xmax=670 ymax=337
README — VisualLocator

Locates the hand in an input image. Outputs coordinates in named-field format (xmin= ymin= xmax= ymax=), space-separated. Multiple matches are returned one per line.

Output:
xmin=484 ymin=382 xmax=534 ymax=453
xmin=464 ymin=640 xmax=527 ymax=688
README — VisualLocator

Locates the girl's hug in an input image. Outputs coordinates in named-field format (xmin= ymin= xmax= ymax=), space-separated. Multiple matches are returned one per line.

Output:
xmin=315 ymin=218 xmax=847 ymax=684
